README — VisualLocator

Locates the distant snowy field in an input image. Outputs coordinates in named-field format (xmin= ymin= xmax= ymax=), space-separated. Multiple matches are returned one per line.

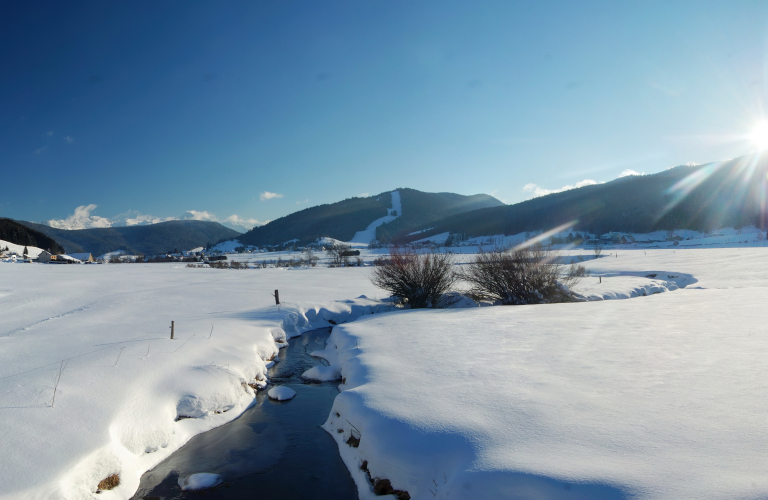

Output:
xmin=1 ymin=248 xmax=768 ymax=499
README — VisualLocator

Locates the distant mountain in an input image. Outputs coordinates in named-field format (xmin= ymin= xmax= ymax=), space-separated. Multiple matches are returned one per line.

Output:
xmin=373 ymin=189 xmax=505 ymax=242
xmin=17 ymin=220 xmax=241 ymax=256
xmin=236 ymin=188 xmax=504 ymax=247
xmin=0 ymin=218 xmax=64 ymax=254
xmin=395 ymin=155 xmax=768 ymax=243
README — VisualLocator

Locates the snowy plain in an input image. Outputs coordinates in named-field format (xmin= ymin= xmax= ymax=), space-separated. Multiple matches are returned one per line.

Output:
xmin=319 ymin=248 xmax=768 ymax=500
xmin=1 ymin=246 xmax=767 ymax=499
xmin=0 ymin=264 xmax=393 ymax=499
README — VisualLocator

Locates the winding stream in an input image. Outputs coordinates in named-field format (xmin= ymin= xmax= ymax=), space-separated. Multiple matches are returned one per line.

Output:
xmin=131 ymin=328 xmax=357 ymax=500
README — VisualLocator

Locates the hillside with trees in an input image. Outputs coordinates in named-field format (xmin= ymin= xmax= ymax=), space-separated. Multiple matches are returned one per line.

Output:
xmin=395 ymin=155 xmax=768 ymax=243
xmin=374 ymin=189 xmax=504 ymax=242
xmin=17 ymin=220 xmax=241 ymax=256
xmin=236 ymin=189 xmax=504 ymax=247
xmin=0 ymin=218 xmax=65 ymax=254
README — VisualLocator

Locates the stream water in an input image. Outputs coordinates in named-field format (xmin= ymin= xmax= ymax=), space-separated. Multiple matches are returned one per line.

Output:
xmin=131 ymin=328 xmax=358 ymax=500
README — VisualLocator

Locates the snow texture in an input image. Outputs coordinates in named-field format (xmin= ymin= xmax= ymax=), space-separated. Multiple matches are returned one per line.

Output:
xmin=0 ymin=238 xmax=44 ymax=259
xmin=321 ymin=248 xmax=768 ymax=500
xmin=0 ymin=264 xmax=394 ymax=499
xmin=267 ymin=386 xmax=296 ymax=401
xmin=301 ymin=364 xmax=342 ymax=382
xmin=178 ymin=473 xmax=222 ymax=491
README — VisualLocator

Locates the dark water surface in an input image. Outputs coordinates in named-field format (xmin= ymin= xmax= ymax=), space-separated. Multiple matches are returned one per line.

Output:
xmin=132 ymin=328 xmax=358 ymax=500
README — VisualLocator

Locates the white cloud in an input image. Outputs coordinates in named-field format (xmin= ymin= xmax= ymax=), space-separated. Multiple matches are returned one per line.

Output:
xmin=358 ymin=193 xmax=370 ymax=198
xmin=183 ymin=210 xmax=265 ymax=231
xmin=48 ymin=206 xmax=264 ymax=232
xmin=296 ymin=199 xmax=309 ymax=205
xmin=259 ymin=191 xmax=283 ymax=201
xmin=35 ymin=145 xmax=47 ymax=154
xmin=523 ymin=179 xmax=600 ymax=198
xmin=64 ymin=136 xmax=74 ymax=144
xmin=619 ymin=169 xmax=644 ymax=177
xmin=123 ymin=214 xmax=177 ymax=226
xmin=46 ymin=131 xmax=53 ymax=136
xmin=48 ymin=204 xmax=113 ymax=230
xmin=183 ymin=210 xmax=219 ymax=221
xmin=224 ymin=214 xmax=265 ymax=230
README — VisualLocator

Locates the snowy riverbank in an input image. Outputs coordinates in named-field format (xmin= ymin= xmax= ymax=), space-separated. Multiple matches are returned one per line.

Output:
xmin=318 ymin=248 xmax=768 ymax=500
xmin=0 ymin=265 xmax=394 ymax=499
xmin=2 ymin=248 xmax=766 ymax=499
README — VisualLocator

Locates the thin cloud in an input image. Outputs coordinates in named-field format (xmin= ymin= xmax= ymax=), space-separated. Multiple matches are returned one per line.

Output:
xmin=260 ymin=191 xmax=283 ymax=201
xmin=358 ymin=193 xmax=370 ymax=198
xmin=48 ymin=204 xmax=113 ymax=230
xmin=619 ymin=169 xmax=644 ymax=177
xmin=35 ymin=145 xmax=48 ymax=154
xmin=523 ymin=179 xmax=600 ymax=198
xmin=64 ymin=136 xmax=74 ymax=144
xmin=224 ymin=214 xmax=265 ymax=230
xmin=184 ymin=210 xmax=218 ymax=221
xmin=296 ymin=199 xmax=309 ymax=205
xmin=46 ymin=131 xmax=53 ymax=136
xmin=123 ymin=213 xmax=177 ymax=226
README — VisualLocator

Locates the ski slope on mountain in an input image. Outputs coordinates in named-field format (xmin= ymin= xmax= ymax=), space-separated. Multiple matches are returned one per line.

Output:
xmin=348 ymin=190 xmax=401 ymax=245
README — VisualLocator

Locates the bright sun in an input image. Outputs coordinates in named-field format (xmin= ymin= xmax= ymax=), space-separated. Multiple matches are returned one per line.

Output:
xmin=748 ymin=120 xmax=768 ymax=150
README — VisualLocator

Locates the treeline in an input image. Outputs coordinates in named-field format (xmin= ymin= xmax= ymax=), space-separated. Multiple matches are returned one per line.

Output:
xmin=237 ymin=194 xmax=392 ymax=247
xmin=237 ymin=189 xmax=504 ymax=247
xmin=394 ymin=155 xmax=768 ymax=243
xmin=0 ymin=218 xmax=64 ymax=254
xmin=17 ymin=220 xmax=241 ymax=256
xmin=373 ymin=189 xmax=504 ymax=242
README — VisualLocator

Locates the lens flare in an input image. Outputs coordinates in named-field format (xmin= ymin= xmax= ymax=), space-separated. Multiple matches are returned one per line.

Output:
xmin=748 ymin=120 xmax=768 ymax=150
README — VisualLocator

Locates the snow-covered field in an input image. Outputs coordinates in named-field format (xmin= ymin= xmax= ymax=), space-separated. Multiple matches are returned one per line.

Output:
xmin=1 ymin=248 xmax=767 ymax=499
xmin=0 ymin=265 xmax=392 ymax=499
xmin=319 ymin=248 xmax=768 ymax=500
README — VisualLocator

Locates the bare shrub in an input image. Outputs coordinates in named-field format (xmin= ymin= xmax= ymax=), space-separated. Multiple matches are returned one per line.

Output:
xmin=370 ymin=248 xmax=459 ymax=308
xmin=97 ymin=474 xmax=120 ymax=491
xmin=593 ymin=245 xmax=603 ymax=259
xmin=460 ymin=246 xmax=584 ymax=305
xmin=302 ymin=248 xmax=319 ymax=267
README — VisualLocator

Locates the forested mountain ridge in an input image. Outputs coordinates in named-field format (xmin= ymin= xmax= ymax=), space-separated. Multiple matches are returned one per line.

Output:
xmin=395 ymin=155 xmax=768 ymax=243
xmin=236 ymin=189 xmax=504 ymax=247
xmin=374 ymin=189 xmax=504 ymax=242
xmin=17 ymin=220 xmax=241 ymax=256
xmin=0 ymin=218 xmax=65 ymax=254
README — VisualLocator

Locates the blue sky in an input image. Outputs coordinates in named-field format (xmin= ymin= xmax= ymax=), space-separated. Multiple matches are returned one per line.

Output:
xmin=2 ymin=1 xmax=768 ymax=231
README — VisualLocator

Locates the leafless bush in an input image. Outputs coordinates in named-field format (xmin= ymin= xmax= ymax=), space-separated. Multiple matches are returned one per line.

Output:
xmin=593 ymin=245 xmax=603 ymax=259
xmin=459 ymin=246 xmax=585 ymax=305
xmin=370 ymin=248 xmax=459 ymax=308
xmin=302 ymin=248 xmax=319 ymax=267
xmin=373 ymin=256 xmax=392 ymax=266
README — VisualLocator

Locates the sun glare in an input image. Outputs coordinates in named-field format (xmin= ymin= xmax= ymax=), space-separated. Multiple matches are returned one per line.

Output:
xmin=748 ymin=120 xmax=768 ymax=150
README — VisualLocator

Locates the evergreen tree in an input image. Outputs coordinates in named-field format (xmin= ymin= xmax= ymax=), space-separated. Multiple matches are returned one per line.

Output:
xmin=23 ymin=246 xmax=28 ymax=256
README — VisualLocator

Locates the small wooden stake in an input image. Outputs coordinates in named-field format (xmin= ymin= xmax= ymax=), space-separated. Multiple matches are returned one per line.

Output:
xmin=170 ymin=321 xmax=175 ymax=340
xmin=599 ymin=276 xmax=602 ymax=284
xmin=274 ymin=290 xmax=280 ymax=305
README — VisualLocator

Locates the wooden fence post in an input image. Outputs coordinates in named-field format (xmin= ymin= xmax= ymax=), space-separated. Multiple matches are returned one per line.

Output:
xmin=170 ymin=321 xmax=175 ymax=340
xmin=274 ymin=290 xmax=280 ymax=305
